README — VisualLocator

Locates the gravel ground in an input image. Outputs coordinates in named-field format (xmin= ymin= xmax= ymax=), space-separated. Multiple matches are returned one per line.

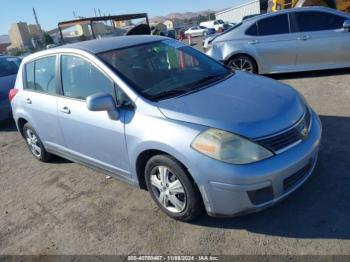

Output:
xmin=0 ymin=48 xmax=349 ymax=255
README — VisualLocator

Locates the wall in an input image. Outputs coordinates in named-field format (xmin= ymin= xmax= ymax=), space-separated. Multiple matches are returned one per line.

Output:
xmin=215 ymin=0 xmax=261 ymax=23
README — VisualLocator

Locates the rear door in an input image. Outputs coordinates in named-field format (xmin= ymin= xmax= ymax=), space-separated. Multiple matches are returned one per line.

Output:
xmin=247 ymin=13 xmax=298 ymax=72
xmin=292 ymin=10 xmax=350 ymax=69
xmin=56 ymin=54 xmax=130 ymax=177
xmin=21 ymin=56 xmax=63 ymax=147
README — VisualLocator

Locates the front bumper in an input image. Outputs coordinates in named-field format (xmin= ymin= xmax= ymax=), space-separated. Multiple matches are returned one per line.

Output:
xmin=188 ymin=111 xmax=322 ymax=217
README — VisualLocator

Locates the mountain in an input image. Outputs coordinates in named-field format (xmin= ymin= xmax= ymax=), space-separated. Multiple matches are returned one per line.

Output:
xmin=149 ymin=10 xmax=214 ymax=23
xmin=0 ymin=35 xmax=10 ymax=44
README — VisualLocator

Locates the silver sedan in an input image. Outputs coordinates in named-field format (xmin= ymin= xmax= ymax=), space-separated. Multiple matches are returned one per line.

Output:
xmin=206 ymin=7 xmax=350 ymax=74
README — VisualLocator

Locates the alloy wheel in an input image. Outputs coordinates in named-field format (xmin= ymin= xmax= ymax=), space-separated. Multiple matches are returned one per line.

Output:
xmin=229 ymin=58 xmax=254 ymax=73
xmin=150 ymin=166 xmax=186 ymax=213
xmin=25 ymin=129 xmax=41 ymax=158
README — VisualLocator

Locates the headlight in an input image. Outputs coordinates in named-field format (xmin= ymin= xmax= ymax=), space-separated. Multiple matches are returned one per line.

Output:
xmin=191 ymin=128 xmax=273 ymax=164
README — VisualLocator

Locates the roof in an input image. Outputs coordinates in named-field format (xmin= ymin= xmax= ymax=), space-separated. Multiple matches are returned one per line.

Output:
xmin=242 ymin=6 xmax=349 ymax=22
xmin=60 ymin=35 xmax=168 ymax=54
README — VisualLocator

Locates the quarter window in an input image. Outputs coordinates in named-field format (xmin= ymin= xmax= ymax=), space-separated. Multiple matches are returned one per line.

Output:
xmin=25 ymin=62 xmax=35 ymax=90
xmin=24 ymin=56 xmax=56 ymax=95
xmin=257 ymin=14 xmax=290 ymax=35
xmin=294 ymin=11 xmax=346 ymax=32
xmin=61 ymin=55 xmax=114 ymax=100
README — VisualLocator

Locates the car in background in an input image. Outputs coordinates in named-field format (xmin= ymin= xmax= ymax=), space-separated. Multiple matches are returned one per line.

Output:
xmin=10 ymin=36 xmax=321 ymax=221
xmin=185 ymin=26 xmax=215 ymax=37
xmin=167 ymin=29 xmax=176 ymax=39
xmin=206 ymin=7 xmax=350 ymax=74
xmin=200 ymin=20 xmax=226 ymax=31
xmin=0 ymin=56 xmax=21 ymax=121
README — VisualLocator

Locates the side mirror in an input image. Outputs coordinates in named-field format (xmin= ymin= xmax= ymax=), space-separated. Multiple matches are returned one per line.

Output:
xmin=86 ymin=93 xmax=119 ymax=120
xmin=343 ymin=20 xmax=350 ymax=32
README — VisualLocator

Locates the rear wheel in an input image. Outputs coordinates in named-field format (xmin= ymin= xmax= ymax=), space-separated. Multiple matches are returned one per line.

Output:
xmin=23 ymin=123 xmax=52 ymax=162
xmin=145 ymin=155 xmax=203 ymax=221
xmin=227 ymin=55 xmax=258 ymax=74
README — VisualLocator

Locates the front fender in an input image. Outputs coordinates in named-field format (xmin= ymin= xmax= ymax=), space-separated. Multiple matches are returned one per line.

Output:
xmin=125 ymin=113 xmax=207 ymax=186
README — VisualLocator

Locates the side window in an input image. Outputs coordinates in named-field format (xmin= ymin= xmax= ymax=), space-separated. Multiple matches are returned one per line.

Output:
xmin=246 ymin=23 xmax=258 ymax=36
xmin=257 ymin=14 xmax=290 ymax=36
xmin=24 ymin=56 xmax=56 ymax=94
xmin=34 ymin=56 xmax=57 ymax=95
xmin=25 ymin=62 xmax=35 ymax=90
xmin=294 ymin=11 xmax=346 ymax=32
xmin=61 ymin=55 xmax=114 ymax=100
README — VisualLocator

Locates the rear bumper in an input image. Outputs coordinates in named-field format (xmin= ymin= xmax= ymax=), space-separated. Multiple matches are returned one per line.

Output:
xmin=188 ymin=111 xmax=322 ymax=217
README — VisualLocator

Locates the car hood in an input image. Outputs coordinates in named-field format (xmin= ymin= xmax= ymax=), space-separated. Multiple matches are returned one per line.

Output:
xmin=157 ymin=72 xmax=305 ymax=138
xmin=0 ymin=74 xmax=17 ymax=101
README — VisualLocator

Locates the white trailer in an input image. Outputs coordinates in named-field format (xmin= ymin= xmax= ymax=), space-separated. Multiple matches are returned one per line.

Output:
xmin=215 ymin=0 xmax=261 ymax=24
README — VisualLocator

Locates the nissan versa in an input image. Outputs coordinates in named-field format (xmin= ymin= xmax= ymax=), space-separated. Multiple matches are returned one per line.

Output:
xmin=10 ymin=36 xmax=322 ymax=221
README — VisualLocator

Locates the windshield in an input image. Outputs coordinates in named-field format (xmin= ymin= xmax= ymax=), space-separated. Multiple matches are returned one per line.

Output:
xmin=0 ymin=57 xmax=21 ymax=77
xmin=98 ymin=40 xmax=231 ymax=101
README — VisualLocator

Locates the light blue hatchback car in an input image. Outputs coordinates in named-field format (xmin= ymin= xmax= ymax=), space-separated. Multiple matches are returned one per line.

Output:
xmin=10 ymin=36 xmax=322 ymax=221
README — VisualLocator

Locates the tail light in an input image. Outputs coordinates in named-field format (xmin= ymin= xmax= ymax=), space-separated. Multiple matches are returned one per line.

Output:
xmin=9 ymin=88 xmax=19 ymax=102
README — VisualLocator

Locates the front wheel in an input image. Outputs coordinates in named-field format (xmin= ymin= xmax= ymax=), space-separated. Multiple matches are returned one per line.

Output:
xmin=145 ymin=155 xmax=203 ymax=221
xmin=227 ymin=55 xmax=258 ymax=74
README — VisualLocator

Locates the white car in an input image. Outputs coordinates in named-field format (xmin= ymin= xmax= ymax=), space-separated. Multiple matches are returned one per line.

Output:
xmin=185 ymin=26 xmax=209 ymax=37
xmin=200 ymin=20 xmax=225 ymax=31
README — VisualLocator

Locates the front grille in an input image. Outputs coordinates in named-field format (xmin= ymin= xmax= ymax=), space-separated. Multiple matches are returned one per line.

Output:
xmin=283 ymin=161 xmax=313 ymax=192
xmin=255 ymin=109 xmax=311 ymax=153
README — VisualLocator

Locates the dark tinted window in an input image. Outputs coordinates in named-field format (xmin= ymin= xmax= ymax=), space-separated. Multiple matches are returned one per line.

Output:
xmin=34 ymin=56 xmax=56 ymax=95
xmin=61 ymin=55 xmax=114 ymax=100
xmin=0 ymin=57 xmax=21 ymax=77
xmin=25 ymin=62 xmax=35 ymax=90
xmin=294 ymin=11 xmax=346 ymax=32
xmin=246 ymin=23 xmax=258 ymax=36
xmin=24 ymin=56 xmax=56 ymax=94
xmin=258 ymin=14 xmax=290 ymax=35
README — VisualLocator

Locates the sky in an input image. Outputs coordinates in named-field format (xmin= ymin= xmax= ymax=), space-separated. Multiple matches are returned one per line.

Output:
xmin=0 ymin=0 xmax=248 ymax=35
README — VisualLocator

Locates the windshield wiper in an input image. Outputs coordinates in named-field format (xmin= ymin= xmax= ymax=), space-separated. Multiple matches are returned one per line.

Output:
xmin=150 ymin=89 xmax=189 ymax=101
xmin=183 ymin=72 xmax=232 ymax=94
xmin=150 ymin=72 xmax=232 ymax=101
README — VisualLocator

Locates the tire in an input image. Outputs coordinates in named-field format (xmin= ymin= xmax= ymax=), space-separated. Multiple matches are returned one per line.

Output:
xmin=23 ymin=123 xmax=52 ymax=162
xmin=145 ymin=155 xmax=203 ymax=221
xmin=227 ymin=55 xmax=258 ymax=74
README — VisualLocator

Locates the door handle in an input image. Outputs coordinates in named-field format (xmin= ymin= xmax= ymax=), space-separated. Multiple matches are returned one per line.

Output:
xmin=248 ymin=40 xmax=259 ymax=45
xmin=60 ymin=107 xmax=71 ymax=114
xmin=25 ymin=98 xmax=32 ymax=104
xmin=297 ymin=35 xmax=310 ymax=41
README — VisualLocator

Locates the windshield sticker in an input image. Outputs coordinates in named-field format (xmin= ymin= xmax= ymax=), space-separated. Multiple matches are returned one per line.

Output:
xmin=163 ymin=39 xmax=186 ymax=49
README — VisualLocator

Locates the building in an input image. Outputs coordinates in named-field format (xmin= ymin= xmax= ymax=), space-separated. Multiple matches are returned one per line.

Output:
xmin=92 ymin=22 xmax=108 ymax=36
xmin=149 ymin=22 xmax=168 ymax=35
xmin=28 ymin=24 xmax=42 ymax=38
xmin=215 ymin=0 xmax=261 ymax=23
xmin=114 ymin=20 xmax=132 ymax=28
xmin=7 ymin=22 xmax=33 ymax=50
xmin=163 ymin=19 xmax=185 ymax=30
